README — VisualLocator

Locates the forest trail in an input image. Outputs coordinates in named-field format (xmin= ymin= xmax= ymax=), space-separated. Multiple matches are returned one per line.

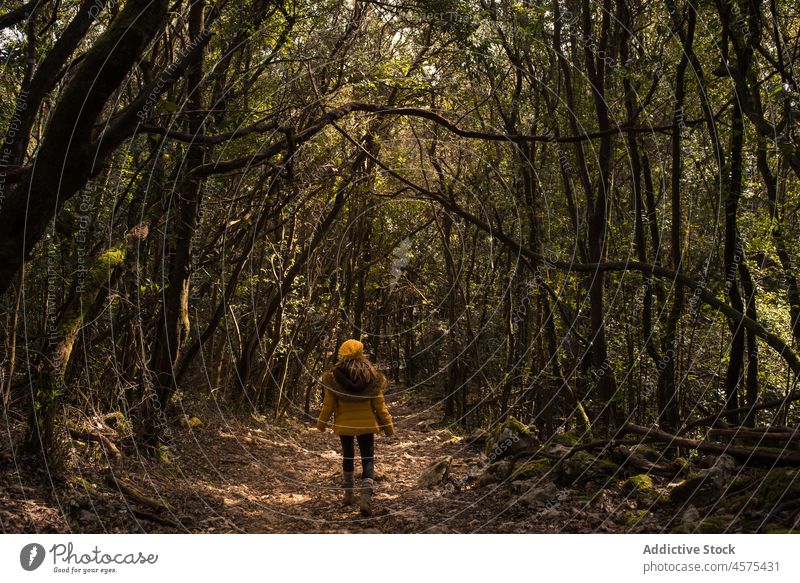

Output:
xmin=2 ymin=386 xmax=620 ymax=534
xmin=181 ymin=390 xmax=498 ymax=534
xmin=126 ymin=387 xmax=569 ymax=534
xmin=4 ymin=384 xmax=799 ymax=534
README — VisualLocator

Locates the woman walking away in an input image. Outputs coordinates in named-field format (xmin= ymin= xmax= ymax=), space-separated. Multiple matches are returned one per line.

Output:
xmin=317 ymin=339 xmax=394 ymax=516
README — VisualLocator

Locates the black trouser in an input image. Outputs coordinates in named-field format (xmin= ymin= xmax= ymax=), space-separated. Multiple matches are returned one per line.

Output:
xmin=339 ymin=433 xmax=375 ymax=479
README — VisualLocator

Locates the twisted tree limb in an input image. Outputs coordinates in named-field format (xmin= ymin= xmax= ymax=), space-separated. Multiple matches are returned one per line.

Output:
xmin=681 ymin=389 xmax=800 ymax=433
xmin=0 ymin=0 xmax=49 ymax=31
xmin=708 ymin=427 xmax=800 ymax=447
xmin=621 ymin=422 xmax=800 ymax=466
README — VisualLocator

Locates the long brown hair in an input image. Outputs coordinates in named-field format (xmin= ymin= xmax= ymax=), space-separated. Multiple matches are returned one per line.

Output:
xmin=335 ymin=355 xmax=379 ymax=384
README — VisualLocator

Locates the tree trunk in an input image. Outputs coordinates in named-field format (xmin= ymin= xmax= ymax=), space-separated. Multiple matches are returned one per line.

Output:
xmin=28 ymin=244 xmax=128 ymax=459
xmin=660 ymin=0 xmax=696 ymax=430
xmin=584 ymin=0 xmax=618 ymax=429
xmin=142 ymin=0 xmax=206 ymax=447
xmin=0 ymin=0 xmax=169 ymax=296
xmin=723 ymin=100 xmax=746 ymax=424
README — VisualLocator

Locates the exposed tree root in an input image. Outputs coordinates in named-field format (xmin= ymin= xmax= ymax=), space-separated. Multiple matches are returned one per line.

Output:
xmin=68 ymin=426 xmax=123 ymax=466
xmin=105 ymin=470 xmax=172 ymax=513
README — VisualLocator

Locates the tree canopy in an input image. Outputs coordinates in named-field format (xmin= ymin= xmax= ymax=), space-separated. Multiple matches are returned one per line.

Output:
xmin=2 ymin=0 xmax=800 ymax=533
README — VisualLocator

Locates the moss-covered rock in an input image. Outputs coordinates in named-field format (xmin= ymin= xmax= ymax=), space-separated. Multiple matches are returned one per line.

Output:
xmin=754 ymin=468 xmax=800 ymax=507
xmin=560 ymin=450 xmax=591 ymax=478
xmin=698 ymin=514 xmax=736 ymax=534
xmin=510 ymin=458 xmax=551 ymax=481
xmin=621 ymin=509 xmax=649 ymax=528
xmin=595 ymin=457 xmax=621 ymax=475
xmin=484 ymin=416 xmax=537 ymax=462
xmin=551 ymin=431 xmax=581 ymax=447
xmin=622 ymin=473 xmax=661 ymax=504
xmin=419 ymin=456 xmax=452 ymax=488
xmin=669 ymin=474 xmax=718 ymax=506
xmin=476 ymin=460 xmax=512 ymax=487
xmin=630 ymin=445 xmax=662 ymax=463
xmin=560 ymin=450 xmax=619 ymax=484
xmin=624 ymin=473 xmax=655 ymax=493
xmin=718 ymin=493 xmax=750 ymax=515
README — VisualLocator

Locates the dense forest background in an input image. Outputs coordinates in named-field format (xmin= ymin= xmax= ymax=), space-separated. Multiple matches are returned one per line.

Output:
xmin=1 ymin=0 xmax=800 ymax=533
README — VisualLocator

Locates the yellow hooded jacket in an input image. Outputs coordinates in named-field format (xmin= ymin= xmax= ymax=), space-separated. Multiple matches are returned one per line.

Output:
xmin=316 ymin=368 xmax=394 ymax=436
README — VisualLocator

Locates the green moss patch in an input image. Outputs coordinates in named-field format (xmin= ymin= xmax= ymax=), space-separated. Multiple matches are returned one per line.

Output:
xmin=561 ymin=451 xmax=619 ymax=483
xmin=621 ymin=509 xmax=649 ymax=528
xmin=622 ymin=473 xmax=663 ymax=505
xmin=510 ymin=458 xmax=551 ymax=481
xmin=698 ymin=515 xmax=736 ymax=534
xmin=754 ymin=469 xmax=800 ymax=508
xmin=551 ymin=431 xmax=581 ymax=447
xmin=103 ymin=411 xmax=132 ymax=435
xmin=624 ymin=474 xmax=655 ymax=493
xmin=484 ymin=416 xmax=537 ymax=461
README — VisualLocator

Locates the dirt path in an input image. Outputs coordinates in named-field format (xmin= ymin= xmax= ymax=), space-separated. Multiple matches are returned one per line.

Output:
xmin=159 ymin=389 xmax=537 ymax=533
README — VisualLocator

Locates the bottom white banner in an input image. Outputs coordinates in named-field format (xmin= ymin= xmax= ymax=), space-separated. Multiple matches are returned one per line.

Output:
xmin=1 ymin=534 xmax=797 ymax=582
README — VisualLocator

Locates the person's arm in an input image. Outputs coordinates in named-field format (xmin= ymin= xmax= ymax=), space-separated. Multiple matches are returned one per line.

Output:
xmin=317 ymin=384 xmax=336 ymax=431
xmin=372 ymin=376 xmax=394 ymax=436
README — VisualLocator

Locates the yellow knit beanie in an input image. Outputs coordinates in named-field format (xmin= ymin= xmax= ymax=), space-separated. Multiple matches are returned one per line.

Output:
xmin=338 ymin=339 xmax=364 ymax=360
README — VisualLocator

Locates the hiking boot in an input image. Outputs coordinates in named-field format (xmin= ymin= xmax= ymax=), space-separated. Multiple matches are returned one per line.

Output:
xmin=359 ymin=478 xmax=374 ymax=516
xmin=342 ymin=471 xmax=355 ymax=505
